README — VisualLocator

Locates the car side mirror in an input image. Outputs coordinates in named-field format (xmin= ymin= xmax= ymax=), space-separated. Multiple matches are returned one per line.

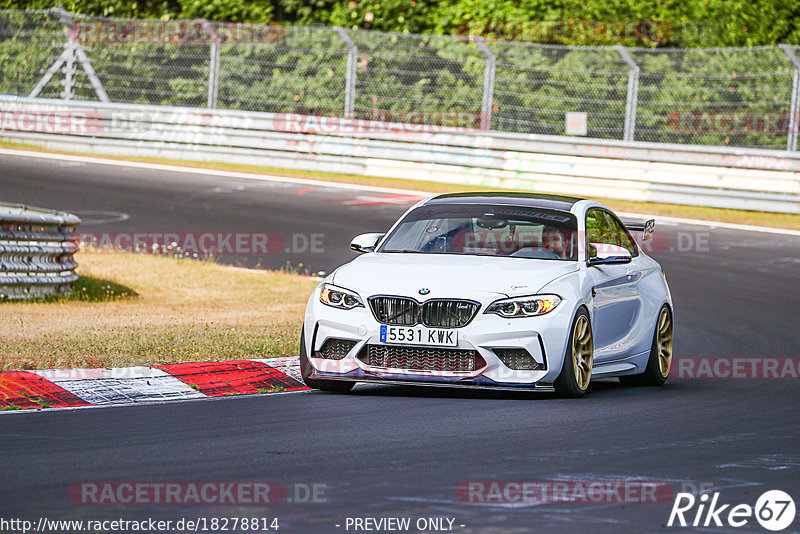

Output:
xmin=624 ymin=219 xmax=655 ymax=241
xmin=587 ymin=243 xmax=632 ymax=266
xmin=350 ymin=233 xmax=385 ymax=254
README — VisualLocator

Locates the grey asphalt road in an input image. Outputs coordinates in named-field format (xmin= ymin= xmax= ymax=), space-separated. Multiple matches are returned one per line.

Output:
xmin=0 ymin=152 xmax=411 ymax=273
xmin=1 ymin=151 xmax=800 ymax=533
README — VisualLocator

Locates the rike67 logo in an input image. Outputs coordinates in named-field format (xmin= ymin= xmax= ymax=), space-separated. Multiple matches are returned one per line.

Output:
xmin=668 ymin=490 xmax=796 ymax=531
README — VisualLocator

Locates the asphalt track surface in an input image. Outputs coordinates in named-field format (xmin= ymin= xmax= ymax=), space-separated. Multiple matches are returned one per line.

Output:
xmin=1 ymin=151 xmax=800 ymax=533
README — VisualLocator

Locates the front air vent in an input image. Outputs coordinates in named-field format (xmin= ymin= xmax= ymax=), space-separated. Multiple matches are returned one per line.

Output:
xmin=493 ymin=348 xmax=545 ymax=370
xmin=316 ymin=338 xmax=358 ymax=360
xmin=358 ymin=344 xmax=485 ymax=373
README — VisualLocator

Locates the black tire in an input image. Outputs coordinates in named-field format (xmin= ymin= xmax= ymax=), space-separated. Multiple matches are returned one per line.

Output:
xmin=554 ymin=308 xmax=593 ymax=398
xmin=620 ymin=305 xmax=673 ymax=387
xmin=299 ymin=327 xmax=356 ymax=393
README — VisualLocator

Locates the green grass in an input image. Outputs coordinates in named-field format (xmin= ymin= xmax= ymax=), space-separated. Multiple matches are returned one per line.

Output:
xmin=1 ymin=275 xmax=138 ymax=304
xmin=257 ymin=386 xmax=285 ymax=393
xmin=65 ymin=276 xmax=139 ymax=302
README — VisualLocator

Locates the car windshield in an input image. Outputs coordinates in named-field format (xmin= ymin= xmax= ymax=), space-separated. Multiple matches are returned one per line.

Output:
xmin=378 ymin=204 xmax=578 ymax=261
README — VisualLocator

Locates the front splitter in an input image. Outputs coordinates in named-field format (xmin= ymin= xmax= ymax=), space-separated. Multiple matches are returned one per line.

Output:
xmin=310 ymin=369 xmax=555 ymax=392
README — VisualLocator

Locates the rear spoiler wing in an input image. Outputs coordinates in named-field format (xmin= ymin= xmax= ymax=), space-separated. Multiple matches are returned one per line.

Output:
xmin=624 ymin=219 xmax=655 ymax=241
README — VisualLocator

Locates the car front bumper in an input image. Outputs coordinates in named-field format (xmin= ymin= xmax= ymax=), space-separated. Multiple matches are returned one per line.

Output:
xmin=304 ymin=292 xmax=575 ymax=389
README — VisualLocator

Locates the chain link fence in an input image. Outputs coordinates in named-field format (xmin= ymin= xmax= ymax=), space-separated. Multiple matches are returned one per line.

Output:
xmin=2 ymin=8 xmax=800 ymax=150
xmin=489 ymin=43 xmax=631 ymax=139
xmin=631 ymin=46 xmax=796 ymax=149
xmin=347 ymin=31 xmax=485 ymax=128
xmin=218 ymin=26 xmax=350 ymax=114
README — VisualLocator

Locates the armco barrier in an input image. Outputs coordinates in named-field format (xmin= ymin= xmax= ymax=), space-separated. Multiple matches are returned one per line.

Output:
xmin=0 ymin=202 xmax=80 ymax=300
xmin=1 ymin=97 xmax=799 ymax=213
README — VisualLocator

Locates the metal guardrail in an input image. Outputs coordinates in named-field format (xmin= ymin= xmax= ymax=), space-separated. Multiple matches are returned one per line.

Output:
xmin=0 ymin=202 xmax=80 ymax=300
xmin=0 ymin=97 xmax=799 ymax=213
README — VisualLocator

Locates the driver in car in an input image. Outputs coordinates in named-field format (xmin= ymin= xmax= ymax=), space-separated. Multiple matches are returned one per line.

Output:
xmin=542 ymin=228 xmax=569 ymax=259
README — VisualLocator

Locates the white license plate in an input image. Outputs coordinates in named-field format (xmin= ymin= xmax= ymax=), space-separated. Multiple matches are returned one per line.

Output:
xmin=379 ymin=325 xmax=457 ymax=347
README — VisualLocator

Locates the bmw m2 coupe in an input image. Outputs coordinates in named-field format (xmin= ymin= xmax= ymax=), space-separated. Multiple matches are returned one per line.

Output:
xmin=300 ymin=192 xmax=673 ymax=397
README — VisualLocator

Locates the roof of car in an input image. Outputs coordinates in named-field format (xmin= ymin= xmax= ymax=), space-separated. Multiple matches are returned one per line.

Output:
xmin=425 ymin=192 xmax=585 ymax=212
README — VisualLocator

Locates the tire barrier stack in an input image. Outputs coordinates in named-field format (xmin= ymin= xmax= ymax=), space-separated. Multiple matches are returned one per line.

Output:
xmin=0 ymin=202 xmax=80 ymax=300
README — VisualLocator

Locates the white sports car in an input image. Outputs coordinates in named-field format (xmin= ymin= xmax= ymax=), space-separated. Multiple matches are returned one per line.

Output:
xmin=300 ymin=192 xmax=673 ymax=397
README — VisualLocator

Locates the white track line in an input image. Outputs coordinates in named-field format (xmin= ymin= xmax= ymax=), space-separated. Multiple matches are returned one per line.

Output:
xmin=0 ymin=147 xmax=432 ymax=196
xmin=1 ymin=147 xmax=797 ymax=236
xmin=617 ymin=211 xmax=800 ymax=237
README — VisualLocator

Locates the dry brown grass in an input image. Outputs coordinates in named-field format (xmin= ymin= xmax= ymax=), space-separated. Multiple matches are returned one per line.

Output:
xmin=0 ymin=252 xmax=317 ymax=371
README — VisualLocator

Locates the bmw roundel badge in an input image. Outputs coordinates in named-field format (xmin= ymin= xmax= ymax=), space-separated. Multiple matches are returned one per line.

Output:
xmin=419 ymin=288 xmax=430 ymax=295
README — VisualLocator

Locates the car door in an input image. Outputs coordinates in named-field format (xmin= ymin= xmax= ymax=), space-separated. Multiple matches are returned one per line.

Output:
xmin=586 ymin=208 xmax=645 ymax=362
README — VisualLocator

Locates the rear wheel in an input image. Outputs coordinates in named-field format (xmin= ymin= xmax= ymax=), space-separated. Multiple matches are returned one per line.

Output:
xmin=299 ymin=328 xmax=356 ymax=393
xmin=620 ymin=305 xmax=673 ymax=386
xmin=554 ymin=309 xmax=593 ymax=398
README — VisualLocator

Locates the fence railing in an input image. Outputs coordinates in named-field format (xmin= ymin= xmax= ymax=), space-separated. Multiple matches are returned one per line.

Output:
xmin=1 ymin=97 xmax=798 ymax=214
xmin=0 ymin=202 xmax=80 ymax=300
xmin=2 ymin=8 xmax=800 ymax=151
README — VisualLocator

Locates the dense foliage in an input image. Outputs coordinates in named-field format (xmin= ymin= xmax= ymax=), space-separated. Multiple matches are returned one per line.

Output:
xmin=1 ymin=3 xmax=798 ymax=149
xmin=2 ymin=0 xmax=800 ymax=47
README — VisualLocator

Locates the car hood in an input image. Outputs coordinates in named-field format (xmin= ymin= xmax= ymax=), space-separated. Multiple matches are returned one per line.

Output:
xmin=332 ymin=253 xmax=578 ymax=301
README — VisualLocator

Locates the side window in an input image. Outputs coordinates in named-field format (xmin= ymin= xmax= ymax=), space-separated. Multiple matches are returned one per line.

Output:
xmin=604 ymin=212 xmax=639 ymax=256
xmin=586 ymin=209 xmax=615 ymax=249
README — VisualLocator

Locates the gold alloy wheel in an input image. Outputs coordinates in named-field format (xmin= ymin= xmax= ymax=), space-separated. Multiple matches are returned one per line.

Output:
xmin=572 ymin=315 xmax=593 ymax=390
xmin=656 ymin=308 xmax=673 ymax=378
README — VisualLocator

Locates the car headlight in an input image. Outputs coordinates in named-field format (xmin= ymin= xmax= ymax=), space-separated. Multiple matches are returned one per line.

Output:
xmin=319 ymin=283 xmax=364 ymax=310
xmin=485 ymin=294 xmax=561 ymax=318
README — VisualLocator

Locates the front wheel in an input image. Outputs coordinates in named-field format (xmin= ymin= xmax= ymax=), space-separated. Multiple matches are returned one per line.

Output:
xmin=554 ymin=309 xmax=593 ymax=398
xmin=299 ymin=327 xmax=356 ymax=393
xmin=620 ymin=305 xmax=673 ymax=387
